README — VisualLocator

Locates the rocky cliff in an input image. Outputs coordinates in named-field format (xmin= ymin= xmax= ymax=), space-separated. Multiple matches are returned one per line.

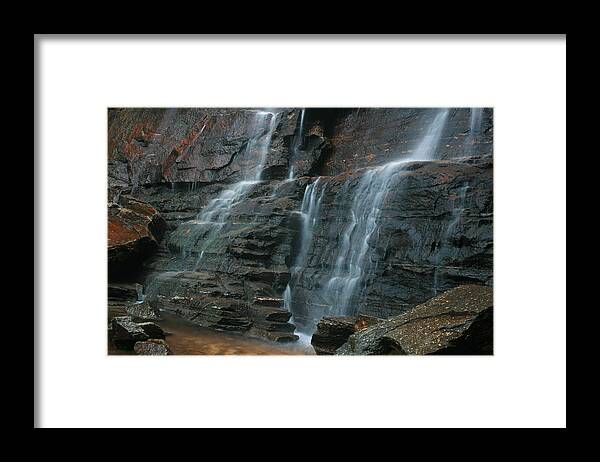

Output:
xmin=107 ymin=107 xmax=493 ymax=343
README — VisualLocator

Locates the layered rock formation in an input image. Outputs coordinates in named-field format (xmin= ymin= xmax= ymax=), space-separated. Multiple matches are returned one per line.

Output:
xmin=125 ymin=301 xmax=161 ymax=320
xmin=107 ymin=108 xmax=493 ymax=348
xmin=316 ymin=108 xmax=493 ymax=175
xmin=108 ymin=108 xmax=303 ymax=194
xmin=337 ymin=284 xmax=493 ymax=355
xmin=108 ymin=283 xmax=142 ymax=304
xmin=287 ymin=156 xmax=493 ymax=330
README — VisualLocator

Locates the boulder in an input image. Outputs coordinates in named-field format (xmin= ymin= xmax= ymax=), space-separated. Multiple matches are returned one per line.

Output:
xmin=110 ymin=316 xmax=149 ymax=349
xmin=311 ymin=315 xmax=383 ymax=355
xmin=337 ymin=284 xmax=493 ymax=355
xmin=134 ymin=339 xmax=171 ymax=355
xmin=108 ymin=197 xmax=166 ymax=281
xmin=137 ymin=322 xmax=165 ymax=339
xmin=247 ymin=327 xmax=299 ymax=343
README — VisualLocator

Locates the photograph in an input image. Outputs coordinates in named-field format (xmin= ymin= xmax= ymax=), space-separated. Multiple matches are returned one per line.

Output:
xmin=107 ymin=107 xmax=493 ymax=355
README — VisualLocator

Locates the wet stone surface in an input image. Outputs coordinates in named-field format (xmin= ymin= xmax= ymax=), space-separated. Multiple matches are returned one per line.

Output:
xmin=107 ymin=108 xmax=493 ymax=352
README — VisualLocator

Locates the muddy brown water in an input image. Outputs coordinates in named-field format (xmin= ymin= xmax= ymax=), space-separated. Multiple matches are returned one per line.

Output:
xmin=108 ymin=307 xmax=315 ymax=355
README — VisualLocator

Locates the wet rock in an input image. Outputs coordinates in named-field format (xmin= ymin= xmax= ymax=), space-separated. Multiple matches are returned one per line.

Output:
xmin=289 ymin=155 xmax=493 ymax=328
xmin=108 ymin=283 xmax=141 ymax=303
xmin=137 ymin=322 xmax=165 ymax=339
xmin=110 ymin=316 xmax=149 ymax=349
xmin=107 ymin=108 xmax=301 ymax=188
xmin=108 ymin=197 xmax=166 ymax=281
xmin=148 ymin=271 xmax=252 ymax=332
xmin=133 ymin=339 xmax=171 ymax=355
xmin=108 ymin=108 xmax=492 ymax=189
xmin=316 ymin=108 xmax=493 ymax=176
xmin=311 ymin=315 xmax=383 ymax=355
xmin=246 ymin=299 xmax=298 ymax=342
xmin=146 ymin=267 xmax=297 ymax=343
xmin=125 ymin=300 xmax=161 ymax=320
xmin=337 ymin=284 xmax=493 ymax=355
xmin=247 ymin=327 xmax=299 ymax=343
xmin=249 ymin=305 xmax=291 ymax=323
xmin=109 ymin=108 xmax=494 ymax=343
xmin=253 ymin=296 xmax=286 ymax=308
xmin=140 ymin=156 xmax=493 ymax=335
xmin=287 ymin=125 xmax=329 ymax=178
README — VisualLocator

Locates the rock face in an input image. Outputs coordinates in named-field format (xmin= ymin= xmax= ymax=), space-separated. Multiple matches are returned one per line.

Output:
xmin=108 ymin=108 xmax=305 ymax=194
xmin=311 ymin=315 xmax=383 ymax=355
xmin=147 ymin=270 xmax=298 ymax=342
xmin=316 ymin=108 xmax=493 ymax=176
xmin=108 ymin=108 xmax=491 ymax=193
xmin=108 ymin=283 xmax=142 ymax=303
xmin=134 ymin=339 xmax=171 ymax=355
xmin=108 ymin=196 xmax=166 ymax=281
xmin=337 ymin=284 xmax=493 ymax=355
xmin=107 ymin=108 xmax=493 ymax=346
xmin=289 ymin=155 xmax=493 ymax=329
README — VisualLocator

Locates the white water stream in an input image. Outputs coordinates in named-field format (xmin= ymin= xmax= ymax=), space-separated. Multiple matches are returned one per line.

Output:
xmin=283 ymin=109 xmax=450 ymax=328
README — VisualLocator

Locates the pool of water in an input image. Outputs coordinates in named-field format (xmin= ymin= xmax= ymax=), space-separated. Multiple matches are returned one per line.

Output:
xmin=108 ymin=307 xmax=315 ymax=355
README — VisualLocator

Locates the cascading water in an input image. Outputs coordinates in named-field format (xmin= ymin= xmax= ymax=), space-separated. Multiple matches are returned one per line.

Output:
xmin=140 ymin=107 xmax=487 ymax=344
xmin=280 ymin=109 xmax=450 ymax=330
xmin=143 ymin=110 xmax=280 ymax=303
xmin=316 ymin=108 xmax=450 ymax=319
xmin=465 ymin=108 xmax=483 ymax=156
xmin=432 ymin=182 xmax=470 ymax=295
xmin=430 ymin=108 xmax=482 ymax=294
xmin=470 ymin=108 xmax=483 ymax=133
xmin=165 ymin=110 xmax=279 ymax=271
xmin=283 ymin=177 xmax=326 ymax=329
xmin=445 ymin=183 xmax=470 ymax=240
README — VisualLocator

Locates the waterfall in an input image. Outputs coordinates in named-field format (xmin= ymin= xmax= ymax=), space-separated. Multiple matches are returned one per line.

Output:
xmin=288 ymin=109 xmax=306 ymax=180
xmin=319 ymin=108 xmax=450 ymax=318
xmin=283 ymin=177 xmax=326 ymax=327
xmin=432 ymin=182 xmax=469 ymax=295
xmin=445 ymin=183 xmax=470 ymax=241
xmin=465 ymin=108 xmax=483 ymax=156
xmin=168 ymin=110 xmax=280 ymax=270
xmin=135 ymin=283 xmax=145 ymax=303
xmin=470 ymin=108 xmax=483 ymax=133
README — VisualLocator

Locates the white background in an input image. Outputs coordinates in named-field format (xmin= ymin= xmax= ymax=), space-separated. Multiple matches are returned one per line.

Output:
xmin=35 ymin=36 xmax=566 ymax=428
